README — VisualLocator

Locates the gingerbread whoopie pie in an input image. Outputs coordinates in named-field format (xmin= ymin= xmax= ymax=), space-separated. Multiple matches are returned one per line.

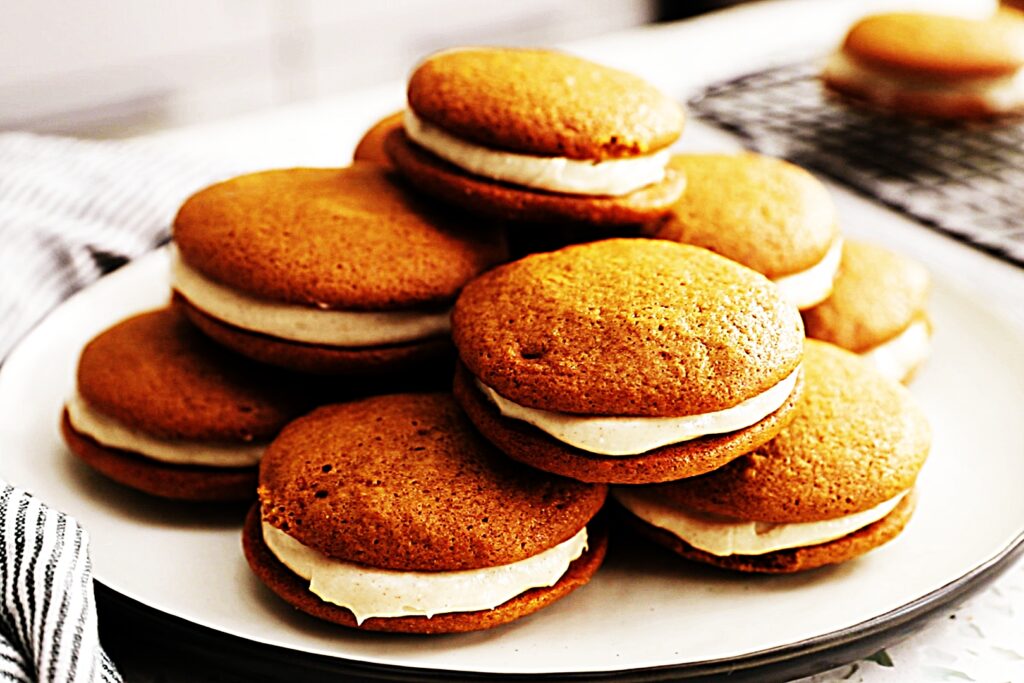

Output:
xmin=614 ymin=340 xmax=931 ymax=573
xmin=352 ymin=111 xmax=403 ymax=167
xmin=385 ymin=48 xmax=686 ymax=227
xmin=646 ymin=154 xmax=842 ymax=310
xmin=452 ymin=239 xmax=806 ymax=485
xmin=803 ymin=241 xmax=931 ymax=383
xmin=171 ymin=165 xmax=506 ymax=375
xmin=61 ymin=307 xmax=310 ymax=501
xmin=244 ymin=393 xmax=607 ymax=633
xmin=822 ymin=11 xmax=1024 ymax=118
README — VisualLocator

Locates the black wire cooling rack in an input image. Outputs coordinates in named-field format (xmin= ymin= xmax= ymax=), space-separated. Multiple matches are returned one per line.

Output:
xmin=688 ymin=60 xmax=1024 ymax=267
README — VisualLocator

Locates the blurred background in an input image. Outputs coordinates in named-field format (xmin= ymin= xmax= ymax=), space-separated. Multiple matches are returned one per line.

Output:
xmin=0 ymin=0 xmax=746 ymax=139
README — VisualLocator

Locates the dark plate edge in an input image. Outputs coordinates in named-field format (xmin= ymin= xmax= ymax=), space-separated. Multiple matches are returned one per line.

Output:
xmin=97 ymin=529 xmax=1024 ymax=682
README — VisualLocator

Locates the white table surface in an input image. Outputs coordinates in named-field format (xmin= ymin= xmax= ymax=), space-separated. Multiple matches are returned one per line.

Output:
xmin=115 ymin=0 xmax=1023 ymax=680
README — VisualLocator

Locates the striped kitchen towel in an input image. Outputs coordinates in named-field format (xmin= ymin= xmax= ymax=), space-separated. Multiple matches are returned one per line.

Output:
xmin=0 ymin=131 xmax=240 ymax=682
xmin=0 ymin=485 xmax=119 ymax=683
xmin=0 ymin=131 xmax=238 ymax=361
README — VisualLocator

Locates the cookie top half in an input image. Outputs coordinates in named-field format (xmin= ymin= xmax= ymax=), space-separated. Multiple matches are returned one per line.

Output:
xmin=803 ymin=241 xmax=930 ymax=352
xmin=654 ymin=340 xmax=931 ymax=522
xmin=452 ymin=239 xmax=805 ymax=417
xmin=173 ymin=165 xmax=506 ymax=310
xmin=259 ymin=393 xmax=606 ymax=571
xmin=651 ymin=154 xmax=838 ymax=278
xmin=407 ymin=48 xmax=684 ymax=160
xmin=77 ymin=307 xmax=308 ymax=442
xmin=843 ymin=12 xmax=1024 ymax=78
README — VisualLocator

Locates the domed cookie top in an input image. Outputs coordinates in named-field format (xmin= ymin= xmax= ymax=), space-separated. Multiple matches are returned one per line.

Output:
xmin=652 ymin=340 xmax=931 ymax=523
xmin=652 ymin=154 xmax=839 ymax=279
xmin=452 ymin=239 xmax=805 ymax=417
xmin=259 ymin=393 xmax=606 ymax=571
xmin=76 ymin=307 xmax=306 ymax=442
xmin=843 ymin=12 xmax=1024 ymax=79
xmin=173 ymin=165 xmax=505 ymax=311
xmin=407 ymin=48 xmax=684 ymax=160
xmin=803 ymin=241 xmax=930 ymax=353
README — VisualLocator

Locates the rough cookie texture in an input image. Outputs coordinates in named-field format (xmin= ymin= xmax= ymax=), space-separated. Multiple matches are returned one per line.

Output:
xmin=624 ymin=490 xmax=916 ymax=573
xmin=454 ymin=362 xmax=803 ymax=484
xmin=385 ymin=130 xmax=685 ymax=226
xmin=653 ymin=340 xmax=931 ymax=522
xmin=452 ymin=239 xmax=805 ymax=416
xmin=843 ymin=13 xmax=1024 ymax=78
xmin=243 ymin=506 xmax=607 ymax=633
xmin=77 ymin=307 xmax=308 ymax=442
xmin=173 ymin=165 xmax=506 ymax=310
xmin=802 ymin=241 xmax=930 ymax=353
xmin=407 ymin=48 xmax=684 ymax=159
xmin=648 ymin=154 xmax=838 ymax=278
xmin=258 ymin=393 xmax=607 ymax=570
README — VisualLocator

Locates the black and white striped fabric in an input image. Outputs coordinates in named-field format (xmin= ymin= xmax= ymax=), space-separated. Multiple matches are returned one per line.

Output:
xmin=0 ymin=131 xmax=240 ymax=682
xmin=0 ymin=485 xmax=119 ymax=683
xmin=0 ymin=132 xmax=239 ymax=360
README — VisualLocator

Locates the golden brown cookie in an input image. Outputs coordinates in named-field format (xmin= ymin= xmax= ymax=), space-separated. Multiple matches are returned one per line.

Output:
xmin=823 ymin=12 xmax=1024 ymax=118
xmin=352 ymin=111 xmax=403 ymax=167
xmin=389 ymin=48 xmax=686 ymax=226
xmin=803 ymin=241 xmax=931 ymax=382
xmin=407 ymin=48 xmax=683 ymax=160
xmin=453 ymin=362 xmax=804 ymax=484
xmin=62 ymin=307 xmax=311 ymax=501
xmin=651 ymin=340 xmax=931 ymax=520
xmin=243 ymin=506 xmax=608 ymax=633
xmin=249 ymin=393 xmax=607 ymax=632
xmin=171 ymin=165 xmax=505 ymax=375
xmin=173 ymin=166 xmax=504 ymax=309
xmin=451 ymin=239 xmax=806 ymax=484
xmin=615 ymin=340 xmax=930 ymax=573
xmin=174 ymin=294 xmax=453 ymax=377
xmin=62 ymin=413 xmax=256 ymax=501
xmin=453 ymin=239 xmax=804 ymax=416
xmin=648 ymin=154 xmax=839 ymax=281
xmin=385 ymin=130 xmax=686 ymax=227
xmin=621 ymin=491 xmax=916 ymax=574
xmin=843 ymin=13 xmax=1024 ymax=78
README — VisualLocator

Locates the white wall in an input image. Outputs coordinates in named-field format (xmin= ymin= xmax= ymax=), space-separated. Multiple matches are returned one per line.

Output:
xmin=0 ymin=0 xmax=654 ymax=137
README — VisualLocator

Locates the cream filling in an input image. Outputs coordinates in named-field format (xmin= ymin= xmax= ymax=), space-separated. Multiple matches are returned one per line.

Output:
xmin=403 ymin=110 xmax=670 ymax=196
xmin=613 ymin=487 xmax=908 ymax=556
xmin=773 ymin=237 xmax=843 ymax=310
xmin=475 ymin=366 xmax=800 ymax=456
xmin=861 ymin=319 xmax=931 ymax=382
xmin=823 ymin=51 xmax=1024 ymax=110
xmin=65 ymin=393 xmax=263 ymax=467
xmin=262 ymin=522 xmax=588 ymax=624
xmin=170 ymin=249 xmax=451 ymax=346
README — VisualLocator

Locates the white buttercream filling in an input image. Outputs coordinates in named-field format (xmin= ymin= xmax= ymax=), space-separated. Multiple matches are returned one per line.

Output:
xmin=773 ymin=237 xmax=844 ymax=310
xmin=65 ymin=393 xmax=263 ymax=467
xmin=475 ymin=366 xmax=800 ymax=456
xmin=823 ymin=51 xmax=1024 ymax=110
xmin=861 ymin=319 xmax=931 ymax=382
xmin=263 ymin=522 xmax=588 ymax=624
xmin=170 ymin=249 xmax=451 ymax=346
xmin=613 ymin=488 xmax=908 ymax=556
xmin=403 ymin=110 xmax=670 ymax=196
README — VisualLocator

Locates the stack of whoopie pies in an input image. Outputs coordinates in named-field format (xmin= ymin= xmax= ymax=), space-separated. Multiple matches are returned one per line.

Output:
xmin=62 ymin=41 xmax=935 ymax=636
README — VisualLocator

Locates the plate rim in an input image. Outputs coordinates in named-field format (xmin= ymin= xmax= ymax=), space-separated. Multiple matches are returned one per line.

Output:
xmin=97 ymin=530 xmax=1024 ymax=681
xmin=3 ymin=248 xmax=1024 ymax=678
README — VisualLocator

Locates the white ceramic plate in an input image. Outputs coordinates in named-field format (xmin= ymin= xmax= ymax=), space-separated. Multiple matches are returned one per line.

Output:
xmin=1 ymin=247 xmax=1022 ymax=678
